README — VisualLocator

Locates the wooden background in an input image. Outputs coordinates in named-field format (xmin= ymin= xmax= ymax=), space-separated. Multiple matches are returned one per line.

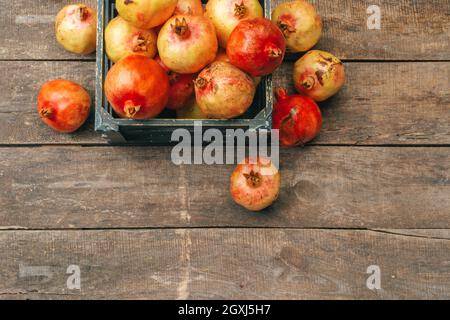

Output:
xmin=0 ymin=0 xmax=449 ymax=299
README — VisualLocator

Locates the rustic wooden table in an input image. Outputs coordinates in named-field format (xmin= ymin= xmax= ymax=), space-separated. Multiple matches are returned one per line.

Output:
xmin=0 ymin=0 xmax=449 ymax=299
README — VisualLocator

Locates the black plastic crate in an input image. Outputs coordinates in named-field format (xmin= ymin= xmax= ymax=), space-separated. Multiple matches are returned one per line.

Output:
xmin=95 ymin=0 xmax=273 ymax=145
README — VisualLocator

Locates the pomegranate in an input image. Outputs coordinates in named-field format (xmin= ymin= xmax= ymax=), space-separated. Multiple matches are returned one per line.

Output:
xmin=293 ymin=50 xmax=346 ymax=102
xmin=105 ymin=16 xmax=157 ymax=63
xmin=194 ymin=62 xmax=256 ymax=119
xmin=105 ymin=55 xmax=169 ymax=119
xmin=272 ymin=0 xmax=322 ymax=53
xmin=37 ymin=80 xmax=91 ymax=133
xmin=174 ymin=0 xmax=204 ymax=16
xmin=230 ymin=157 xmax=281 ymax=211
xmin=116 ymin=0 xmax=177 ymax=29
xmin=167 ymin=73 xmax=196 ymax=110
xmin=55 ymin=4 xmax=96 ymax=55
xmin=205 ymin=0 xmax=263 ymax=48
xmin=176 ymin=98 xmax=207 ymax=119
xmin=157 ymin=15 xmax=218 ymax=74
xmin=227 ymin=18 xmax=286 ymax=77
xmin=273 ymin=87 xmax=322 ymax=146
xmin=214 ymin=50 xmax=262 ymax=86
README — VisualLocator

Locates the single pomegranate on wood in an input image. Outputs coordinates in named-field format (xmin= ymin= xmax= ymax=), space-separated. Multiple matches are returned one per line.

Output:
xmin=116 ymin=0 xmax=177 ymax=29
xmin=38 ymin=80 xmax=91 ymax=133
xmin=273 ymin=87 xmax=322 ymax=146
xmin=272 ymin=0 xmax=322 ymax=53
xmin=104 ymin=55 xmax=169 ymax=119
xmin=294 ymin=50 xmax=346 ymax=102
xmin=105 ymin=16 xmax=157 ymax=63
xmin=174 ymin=0 xmax=204 ymax=16
xmin=230 ymin=157 xmax=281 ymax=212
xmin=227 ymin=18 xmax=286 ymax=77
xmin=194 ymin=62 xmax=256 ymax=119
xmin=206 ymin=0 xmax=263 ymax=48
xmin=157 ymin=15 xmax=218 ymax=74
xmin=55 ymin=4 xmax=97 ymax=55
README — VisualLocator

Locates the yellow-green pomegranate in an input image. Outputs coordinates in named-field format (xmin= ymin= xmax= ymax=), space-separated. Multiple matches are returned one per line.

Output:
xmin=157 ymin=15 xmax=218 ymax=74
xmin=116 ymin=0 xmax=177 ymax=29
xmin=174 ymin=0 xmax=204 ymax=16
xmin=105 ymin=16 xmax=157 ymax=63
xmin=55 ymin=4 xmax=96 ymax=55
xmin=293 ymin=50 xmax=346 ymax=102
xmin=272 ymin=0 xmax=322 ymax=53
xmin=194 ymin=62 xmax=256 ymax=119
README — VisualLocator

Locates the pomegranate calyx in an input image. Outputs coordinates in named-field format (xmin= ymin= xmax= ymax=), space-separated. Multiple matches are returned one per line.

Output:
xmin=169 ymin=72 xmax=180 ymax=85
xmin=124 ymin=100 xmax=141 ymax=118
xmin=39 ymin=108 xmax=53 ymax=119
xmin=234 ymin=1 xmax=247 ymax=19
xmin=244 ymin=171 xmax=262 ymax=188
xmin=266 ymin=45 xmax=283 ymax=59
xmin=302 ymin=76 xmax=316 ymax=90
xmin=194 ymin=77 xmax=208 ymax=89
xmin=132 ymin=34 xmax=147 ymax=52
xmin=277 ymin=20 xmax=296 ymax=37
xmin=171 ymin=18 xmax=190 ymax=38
xmin=78 ymin=5 xmax=89 ymax=21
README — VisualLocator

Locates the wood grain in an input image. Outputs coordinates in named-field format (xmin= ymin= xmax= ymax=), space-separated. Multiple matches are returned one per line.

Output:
xmin=1 ymin=61 xmax=449 ymax=145
xmin=0 ymin=228 xmax=449 ymax=299
xmin=285 ymin=0 xmax=450 ymax=60
xmin=1 ymin=0 xmax=449 ymax=60
xmin=1 ymin=146 xmax=448 ymax=229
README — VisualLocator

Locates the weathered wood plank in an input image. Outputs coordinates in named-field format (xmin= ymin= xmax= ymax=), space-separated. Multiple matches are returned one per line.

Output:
xmin=1 ymin=61 xmax=449 ymax=145
xmin=1 ymin=0 xmax=449 ymax=60
xmin=1 ymin=146 xmax=448 ymax=229
xmin=290 ymin=0 xmax=450 ymax=60
xmin=0 ymin=229 xmax=449 ymax=299
xmin=1 ymin=0 xmax=96 ymax=60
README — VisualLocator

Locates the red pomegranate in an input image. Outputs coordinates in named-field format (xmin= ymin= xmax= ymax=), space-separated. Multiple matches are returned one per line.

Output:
xmin=37 ymin=80 xmax=91 ymax=133
xmin=230 ymin=157 xmax=281 ymax=211
xmin=272 ymin=0 xmax=322 ymax=53
xmin=157 ymin=15 xmax=218 ymax=74
xmin=104 ymin=55 xmax=169 ymax=119
xmin=227 ymin=18 xmax=286 ymax=77
xmin=167 ymin=73 xmax=195 ymax=110
xmin=206 ymin=0 xmax=263 ymax=48
xmin=55 ymin=4 xmax=97 ymax=55
xmin=194 ymin=62 xmax=256 ymax=119
xmin=293 ymin=50 xmax=346 ymax=102
xmin=273 ymin=87 xmax=322 ymax=146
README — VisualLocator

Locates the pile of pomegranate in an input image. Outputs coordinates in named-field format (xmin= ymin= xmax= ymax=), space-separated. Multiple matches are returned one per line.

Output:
xmin=37 ymin=0 xmax=346 ymax=212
